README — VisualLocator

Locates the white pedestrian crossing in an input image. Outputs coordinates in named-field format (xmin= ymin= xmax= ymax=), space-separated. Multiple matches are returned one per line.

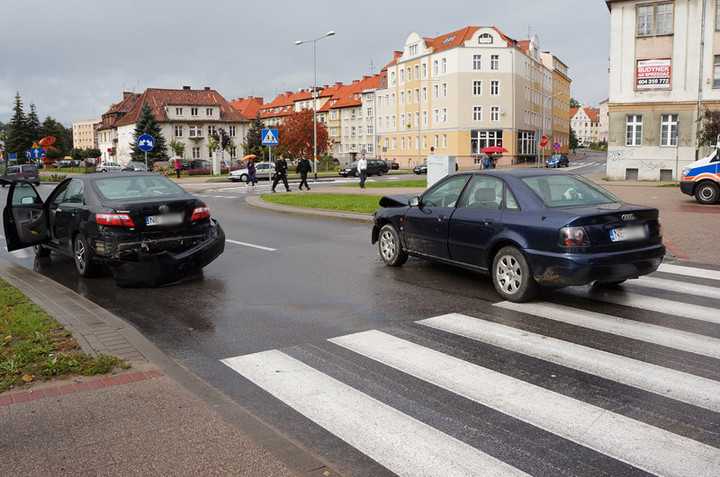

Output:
xmin=220 ymin=263 xmax=720 ymax=476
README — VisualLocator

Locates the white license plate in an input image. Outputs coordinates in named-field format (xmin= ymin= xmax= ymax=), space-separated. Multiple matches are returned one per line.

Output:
xmin=609 ymin=225 xmax=647 ymax=242
xmin=145 ymin=213 xmax=183 ymax=226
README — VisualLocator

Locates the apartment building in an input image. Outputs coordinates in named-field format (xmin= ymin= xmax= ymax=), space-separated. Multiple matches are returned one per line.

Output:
xmin=375 ymin=26 xmax=571 ymax=169
xmin=541 ymin=52 xmax=572 ymax=153
xmin=570 ymin=106 xmax=601 ymax=145
xmin=72 ymin=119 xmax=101 ymax=150
xmin=98 ymin=86 xmax=249 ymax=164
xmin=606 ymin=0 xmax=720 ymax=180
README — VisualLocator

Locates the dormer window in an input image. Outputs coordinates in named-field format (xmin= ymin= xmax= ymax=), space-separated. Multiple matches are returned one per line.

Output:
xmin=443 ymin=35 xmax=456 ymax=44
xmin=191 ymin=108 xmax=198 ymax=116
xmin=478 ymin=33 xmax=493 ymax=44
xmin=206 ymin=108 xmax=213 ymax=116
xmin=409 ymin=44 xmax=418 ymax=55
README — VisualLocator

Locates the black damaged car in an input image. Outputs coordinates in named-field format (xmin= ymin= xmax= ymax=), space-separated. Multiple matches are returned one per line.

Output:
xmin=2 ymin=173 xmax=225 ymax=286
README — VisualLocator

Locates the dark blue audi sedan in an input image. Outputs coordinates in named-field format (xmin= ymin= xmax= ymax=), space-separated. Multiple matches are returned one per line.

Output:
xmin=371 ymin=170 xmax=665 ymax=302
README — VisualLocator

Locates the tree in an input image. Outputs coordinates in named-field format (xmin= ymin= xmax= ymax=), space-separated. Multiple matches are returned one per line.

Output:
xmin=697 ymin=109 xmax=720 ymax=147
xmin=130 ymin=103 xmax=168 ymax=165
xmin=169 ymin=140 xmax=186 ymax=158
xmin=27 ymin=103 xmax=41 ymax=143
xmin=6 ymin=92 xmax=32 ymax=160
xmin=569 ymin=127 xmax=579 ymax=149
xmin=45 ymin=148 xmax=63 ymax=160
xmin=277 ymin=109 xmax=330 ymax=159
xmin=570 ymin=98 xmax=581 ymax=109
xmin=40 ymin=117 xmax=72 ymax=155
xmin=243 ymin=112 xmax=268 ymax=160
xmin=86 ymin=148 xmax=101 ymax=160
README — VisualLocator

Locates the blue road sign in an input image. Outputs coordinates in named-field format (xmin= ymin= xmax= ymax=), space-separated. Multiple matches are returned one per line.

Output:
xmin=8 ymin=153 xmax=17 ymax=160
xmin=26 ymin=148 xmax=45 ymax=159
xmin=138 ymin=134 xmax=155 ymax=151
xmin=552 ymin=142 xmax=561 ymax=150
xmin=261 ymin=129 xmax=279 ymax=146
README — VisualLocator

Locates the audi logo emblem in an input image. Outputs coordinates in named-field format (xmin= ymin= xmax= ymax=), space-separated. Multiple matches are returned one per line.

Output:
xmin=621 ymin=213 xmax=637 ymax=221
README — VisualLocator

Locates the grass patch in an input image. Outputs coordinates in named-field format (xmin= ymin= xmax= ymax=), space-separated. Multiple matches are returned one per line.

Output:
xmin=0 ymin=279 xmax=128 ymax=391
xmin=337 ymin=179 xmax=427 ymax=188
xmin=261 ymin=193 xmax=382 ymax=214
xmin=658 ymin=183 xmax=680 ymax=188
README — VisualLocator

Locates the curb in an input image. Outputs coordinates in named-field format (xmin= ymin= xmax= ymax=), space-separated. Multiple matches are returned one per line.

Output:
xmin=245 ymin=194 xmax=374 ymax=223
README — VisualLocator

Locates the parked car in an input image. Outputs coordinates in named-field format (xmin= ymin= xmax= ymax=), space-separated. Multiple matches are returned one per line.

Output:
xmin=152 ymin=161 xmax=171 ymax=171
xmin=189 ymin=160 xmax=212 ymax=169
xmin=371 ymin=170 xmax=665 ymax=303
xmin=384 ymin=160 xmax=400 ymax=170
xmin=338 ymin=159 xmax=389 ymax=177
xmin=545 ymin=153 xmax=569 ymax=168
xmin=97 ymin=161 xmax=124 ymax=173
xmin=1 ymin=164 xmax=40 ymax=186
xmin=123 ymin=161 xmax=148 ymax=172
xmin=55 ymin=160 xmax=74 ymax=169
xmin=2 ymin=173 xmax=225 ymax=286
xmin=413 ymin=163 xmax=427 ymax=174
xmin=228 ymin=162 xmax=275 ymax=182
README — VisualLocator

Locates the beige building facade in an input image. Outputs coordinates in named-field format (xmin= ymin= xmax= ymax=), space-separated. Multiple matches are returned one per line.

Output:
xmin=72 ymin=119 xmax=101 ymax=150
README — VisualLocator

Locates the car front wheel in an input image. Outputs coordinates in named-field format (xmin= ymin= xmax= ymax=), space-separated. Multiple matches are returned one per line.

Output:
xmin=33 ymin=244 xmax=51 ymax=257
xmin=378 ymin=224 xmax=408 ymax=266
xmin=492 ymin=246 xmax=538 ymax=302
xmin=377 ymin=170 xmax=384 ymax=176
xmin=74 ymin=233 xmax=100 ymax=278
xmin=696 ymin=182 xmax=720 ymax=204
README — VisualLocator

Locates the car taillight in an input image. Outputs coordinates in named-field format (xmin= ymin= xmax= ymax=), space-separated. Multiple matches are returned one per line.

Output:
xmin=190 ymin=206 xmax=210 ymax=221
xmin=558 ymin=226 xmax=589 ymax=247
xmin=96 ymin=213 xmax=135 ymax=227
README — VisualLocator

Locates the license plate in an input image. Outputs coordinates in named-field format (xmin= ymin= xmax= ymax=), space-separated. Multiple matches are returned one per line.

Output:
xmin=145 ymin=213 xmax=183 ymax=226
xmin=609 ymin=225 xmax=647 ymax=242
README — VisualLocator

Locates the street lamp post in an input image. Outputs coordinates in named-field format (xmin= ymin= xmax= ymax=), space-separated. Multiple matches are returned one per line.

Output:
xmin=295 ymin=30 xmax=335 ymax=181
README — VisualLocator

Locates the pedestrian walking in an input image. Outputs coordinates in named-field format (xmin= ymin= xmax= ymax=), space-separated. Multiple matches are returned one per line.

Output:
xmin=174 ymin=159 xmax=181 ymax=178
xmin=246 ymin=158 xmax=256 ymax=187
xmin=357 ymin=153 xmax=368 ymax=188
xmin=296 ymin=155 xmax=311 ymax=190
xmin=482 ymin=152 xmax=496 ymax=169
xmin=271 ymin=155 xmax=291 ymax=193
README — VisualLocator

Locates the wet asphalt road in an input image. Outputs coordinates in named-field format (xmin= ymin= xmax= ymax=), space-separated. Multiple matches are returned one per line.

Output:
xmin=2 ymin=156 xmax=719 ymax=476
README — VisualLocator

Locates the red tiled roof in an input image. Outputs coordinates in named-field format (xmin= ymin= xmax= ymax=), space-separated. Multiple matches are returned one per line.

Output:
xmin=230 ymin=96 xmax=263 ymax=119
xmin=97 ymin=92 xmax=141 ymax=130
xmin=585 ymin=107 xmax=600 ymax=122
xmin=114 ymin=87 xmax=248 ymax=127
xmin=330 ymin=75 xmax=381 ymax=109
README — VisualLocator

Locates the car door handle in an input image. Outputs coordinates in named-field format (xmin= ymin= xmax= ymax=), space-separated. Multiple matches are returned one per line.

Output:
xmin=437 ymin=215 xmax=447 ymax=221
xmin=484 ymin=218 xmax=495 ymax=224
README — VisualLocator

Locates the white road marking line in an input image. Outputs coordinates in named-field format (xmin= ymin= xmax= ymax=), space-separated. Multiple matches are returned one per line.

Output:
xmin=495 ymin=301 xmax=720 ymax=360
xmin=635 ymin=275 xmax=720 ymax=300
xmin=657 ymin=263 xmax=720 ymax=282
xmin=559 ymin=287 xmax=720 ymax=325
xmin=331 ymin=330 xmax=720 ymax=477
xmin=222 ymin=350 xmax=527 ymax=477
xmin=420 ymin=313 xmax=720 ymax=412
xmin=225 ymin=239 xmax=276 ymax=251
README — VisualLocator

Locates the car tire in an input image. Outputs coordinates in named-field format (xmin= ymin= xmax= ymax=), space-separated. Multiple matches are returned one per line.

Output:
xmin=33 ymin=244 xmax=51 ymax=257
xmin=377 ymin=170 xmax=384 ymax=176
xmin=695 ymin=181 xmax=720 ymax=204
xmin=73 ymin=233 xmax=100 ymax=278
xmin=378 ymin=224 xmax=408 ymax=267
xmin=492 ymin=246 xmax=538 ymax=303
xmin=354 ymin=170 xmax=359 ymax=177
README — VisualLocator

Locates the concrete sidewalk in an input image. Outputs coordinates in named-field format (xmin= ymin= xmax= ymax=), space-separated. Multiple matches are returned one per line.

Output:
xmin=0 ymin=258 xmax=332 ymax=477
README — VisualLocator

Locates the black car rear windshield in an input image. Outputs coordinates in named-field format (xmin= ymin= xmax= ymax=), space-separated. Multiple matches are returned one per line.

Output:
xmin=94 ymin=176 xmax=186 ymax=200
xmin=521 ymin=174 xmax=620 ymax=207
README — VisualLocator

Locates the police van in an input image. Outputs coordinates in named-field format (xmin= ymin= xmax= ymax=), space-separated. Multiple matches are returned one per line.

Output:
xmin=680 ymin=145 xmax=720 ymax=204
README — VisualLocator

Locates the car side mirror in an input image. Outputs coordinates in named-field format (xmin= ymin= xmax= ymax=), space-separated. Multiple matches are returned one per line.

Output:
xmin=409 ymin=196 xmax=420 ymax=207
xmin=21 ymin=196 xmax=35 ymax=205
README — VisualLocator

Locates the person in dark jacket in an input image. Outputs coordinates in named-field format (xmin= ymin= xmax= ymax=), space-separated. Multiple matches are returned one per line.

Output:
xmin=296 ymin=155 xmax=311 ymax=190
xmin=272 ymin=155 xmax=291 ymax=193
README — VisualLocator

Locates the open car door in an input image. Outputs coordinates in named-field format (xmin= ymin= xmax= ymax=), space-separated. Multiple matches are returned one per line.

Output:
xmin=2 ymin=180 xmax=48 ymax=252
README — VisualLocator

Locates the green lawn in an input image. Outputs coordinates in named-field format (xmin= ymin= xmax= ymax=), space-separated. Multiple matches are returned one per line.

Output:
xmin=261 ymin=193 xmax=384 ymax=214
xmin=0 ymin=279 xmax=128 ymax=391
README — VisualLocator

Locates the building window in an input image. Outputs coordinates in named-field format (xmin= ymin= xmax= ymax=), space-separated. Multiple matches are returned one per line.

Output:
xmin=174 ymin=125 xmax=183 ymax=137
xmin=368 ymin=125 xmax=373 ymax=135
xmin=434 ymin=109 xmax=439 ymax=123
xmin=207 ymin=126 xmax=216 ymax=136
xmin=626 ymin=115 xmax=643 ymax=146
xmin=490 ymin=80 xmax=500 ymax=95
xmin=400 ymin=114 xmax=405 ymax=127
xmin=433 ymin=84 xmax=439 ymax=99
xmin=422 ymin=87 xmax=427 ymax=101
xmin=473 ymin=55 xmax=482 ymax=70
xmin=442 ymin=134 xmax=447 ymax=148
xmin=638 ymin=3 xmax=673 ymax=36
xmin=415 ymin=88 xmax=419 ymax=102
xmin=409 ymin=44 xmax=418 ymax=56
xmin=414 ymin=65 xmax=419 ymax=79
xmin=229 ymin=126 xmax=236 ymax=137
xmin=717 ymin=0 xmax=720 ymax=30
xmin=473 ymin=80 xmax=482 ymax=96
xmin=473 ymin=106 xmax=482 ymax=122
xmin=433 ymin=60 xmax=438 ymax=75
xmin=471 ymin=130 xmax=503 ymax=154
xmin=392 ymin=138 xmax=397 ymax=150
xmin=206 ymin=108 xmax=214 ymax=116
xmin=442 ymin=83 xmax=447 ymax=98
xmin=434 ymin=135 xmax=439 ymax=148
xmin=407 ymin=89 xmax=412 ymax=104
xmin=442 ymin=108 xmax=447 ymax=123
xmin=175 ymin=108 xmax=183 ymax=116
xmin=422 ymin=111 xmax=427 ymax=126
xmin=660 ymin=114 xmax=678 ymax=146
xmin=422 ymin=63 xmax=427 ymax=78
xmin=400 ymin=68 xmax=404 ymax=84
xmin=191 ymin=108 xmax=198 ymax=116
xmin=491 ymin=55 xmax=499 ymax=70
xmin=478 ymin=33 xmax=493 ymax=44
xmin=400 ymin=91 xmax=404 ymax=105
xmin=189 ymin=125 xmax=202 ymax=137
xmin=656 ymin=3 xmax=673 ymax=34
xmin=714 ymin=55 xmax=720 ymax=87
xmin=491 ymin=106 xmax=500 ymax=121
xmin=400 ymin=137 xmax=404 ymax=150
xmin=518 ymin=130 xmax=536 ymax=156
xmin=441 ymin=58 xmax=447 ymax=73
xmin=192 ymin=147 xmax=201 ymax=159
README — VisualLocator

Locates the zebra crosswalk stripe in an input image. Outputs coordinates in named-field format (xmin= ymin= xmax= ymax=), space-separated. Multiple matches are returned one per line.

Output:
xmin=420 ymin=313 xmax=720 ymax=412
xmin=658 ymin=263 xmax=720 ymax=281
xmin=330 ymin=330 xmax=720 ymax=477
xmin=221 ymin=350 xmax=528 ymax=477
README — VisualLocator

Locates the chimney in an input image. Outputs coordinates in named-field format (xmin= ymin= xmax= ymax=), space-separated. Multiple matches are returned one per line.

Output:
xmin=183 ymin=86 xmax=191 ymax=90
xmin=204 ymin=87 xmax=210 ymax=91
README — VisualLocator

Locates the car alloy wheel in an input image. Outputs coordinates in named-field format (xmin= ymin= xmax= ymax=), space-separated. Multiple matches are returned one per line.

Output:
xmin=696 ymin=182 xmax=720 ymax=205
xmin=378 ymin=224 xmax=408 ymax=267
xmin=73 ymin=233 xmax=99 ymax=278
xmin=492 ymin=246 xmax=537 ymax=302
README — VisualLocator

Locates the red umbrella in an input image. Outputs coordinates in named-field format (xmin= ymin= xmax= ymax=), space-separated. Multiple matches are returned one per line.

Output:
xmin=481 ymin=146 xmax=509 ymax=153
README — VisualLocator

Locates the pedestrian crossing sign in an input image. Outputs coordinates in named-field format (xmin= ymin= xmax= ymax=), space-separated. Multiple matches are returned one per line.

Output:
xmin=261 ymin=129 xmax=278 ymax=145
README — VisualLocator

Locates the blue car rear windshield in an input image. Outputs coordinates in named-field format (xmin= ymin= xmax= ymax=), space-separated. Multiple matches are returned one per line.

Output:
xmin=94 ymin=175 xmax=186 ymax=200
xmin=521 ymin=175 xmax=620 ymax=207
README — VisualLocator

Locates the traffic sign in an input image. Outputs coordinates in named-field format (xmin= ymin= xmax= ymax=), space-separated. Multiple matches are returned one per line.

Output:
xmin=26 ymin=147 xmax=45 ymax=159
xmin=261 ymin=129 xmax=278 ymax=146
xmin=552 ymin=142 xmax=561 ymax=150
xmin=540 ymin=135 xmax=548 ymax=148
xmin=138 ymin=134 xmax=155 ymax=151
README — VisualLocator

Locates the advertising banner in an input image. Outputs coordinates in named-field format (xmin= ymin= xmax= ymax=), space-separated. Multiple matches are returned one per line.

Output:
xmin=636 ymin=59 xmax=671 ymax=89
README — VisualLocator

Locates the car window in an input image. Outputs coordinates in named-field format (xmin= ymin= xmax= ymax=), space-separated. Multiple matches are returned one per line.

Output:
xmin=458 ymin=176 xmax=504 ymax=210
xmin=63 ymin=179 xmax=85 ymax=204
xmin=521 ymin=175 xmax=619 ymax=207
xmin=421 ymin=174 xmax=469 ymax=208
xmin=94 ymin=176 xmax=186 ymax=200
xmin=11 ymin=182 xmax=41 ymax=206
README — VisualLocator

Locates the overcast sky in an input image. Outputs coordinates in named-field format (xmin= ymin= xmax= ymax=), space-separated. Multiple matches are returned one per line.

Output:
xmin=1 ymin=0 xmax=610 ymax=126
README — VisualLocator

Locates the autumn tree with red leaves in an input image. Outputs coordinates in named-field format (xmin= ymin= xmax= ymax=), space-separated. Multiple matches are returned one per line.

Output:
xmin=277 ymin=109 xmax=330 ymax=159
